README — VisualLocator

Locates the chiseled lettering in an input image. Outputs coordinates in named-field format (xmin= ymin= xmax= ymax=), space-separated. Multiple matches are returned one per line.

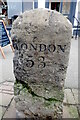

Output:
xmin=21 ymin=43 xmax=28 ymax=49
xmin=30 ymin=43 xmax=37 ymax=50
xmin=39 ymin=44 xmax=46 ymax=52
xmin=48 ymin=44 xmax=56 ymax=52
xmin=57 ymin=45 xmax=66 ymax=52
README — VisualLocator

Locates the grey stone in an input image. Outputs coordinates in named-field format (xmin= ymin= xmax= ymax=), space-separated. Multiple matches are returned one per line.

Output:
xmin=11 ymin=8 xmax=72 ymax=119
xmin=14 ymin=82 xmax=63 ymax=119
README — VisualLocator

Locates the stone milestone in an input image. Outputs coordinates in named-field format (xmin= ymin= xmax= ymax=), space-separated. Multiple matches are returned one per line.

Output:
xmin=11 ymin=8 xmax=72 ymax=119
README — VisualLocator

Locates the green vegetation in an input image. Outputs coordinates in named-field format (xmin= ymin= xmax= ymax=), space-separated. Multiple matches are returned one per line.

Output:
xmin=14 ymin=80 xmax=62 ymax=103
xmin=69 ymin=106 xmax=79 ymax=118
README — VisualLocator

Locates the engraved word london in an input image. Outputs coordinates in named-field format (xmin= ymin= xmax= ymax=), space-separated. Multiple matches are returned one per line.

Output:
xmin=14 ymin=42 xmax=66 ymax=69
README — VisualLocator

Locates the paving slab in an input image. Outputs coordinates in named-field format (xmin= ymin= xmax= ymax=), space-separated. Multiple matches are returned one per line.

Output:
xmin=77 ymin=105 xmax=80 ymax=117
xmin=72 ymin=89 xmax=78 ymax=104
xmin=0 ymin=107 xmax=6 ymax=120
xmin=3 ymin=99 xmax=16 ymax=118
xmin=0 ymin=93 xmax=14 ymax=107
xmin=2 ymin=81 xmax=14 ymax=86
xmin=0 ymin=83 xmax=14 ymax=95
xmin=63 ymin=105 xmax=79 ymax=118
xmin=65 ymin=39 xmax=78 ymax=88
xmin=0 ymin=45 xmax=15 ymax=84
xmin=78 ymin=90 xmax=80 ymax=104
xmin=0 ymin=89 xmax=2 ymax=93
xmin=0 ymin=90 xmax=14 ymax=95
xmin=0 ymin=93 xmax=2 ymax=107
xmin=64 ymin=89 xmax=76 ymax=105
xmin=0 ymin=85 xmax=13 ymax=91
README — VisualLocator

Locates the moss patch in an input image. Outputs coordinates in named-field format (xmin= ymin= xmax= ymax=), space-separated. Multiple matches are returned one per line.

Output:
xmin=69 ymin=105 xmax=79 ymax=118
xmin=14 ymin=80 xmax=62 ymax=103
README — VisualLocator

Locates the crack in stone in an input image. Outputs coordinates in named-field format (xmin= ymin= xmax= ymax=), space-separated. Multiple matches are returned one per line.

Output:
xmin=15 ymin=79 xmax=62 ymax=103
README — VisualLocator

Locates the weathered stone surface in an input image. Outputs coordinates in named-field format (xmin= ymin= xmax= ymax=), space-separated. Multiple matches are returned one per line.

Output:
xmin=14 ymin=82 xmax=63 ymax=119
xmin=11 ymin=8 xmax=72 ymax=119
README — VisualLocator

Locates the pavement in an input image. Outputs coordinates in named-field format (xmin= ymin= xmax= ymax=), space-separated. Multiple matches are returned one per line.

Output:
xmin=65 ymin=37 xmax=78 ymax=89
xmin=0 ymin=81 xmax=79 ymax=119
xmin=0 ymin=45 xmax=15 ymax=84
xmin=0 ymin=38 xmax=79 ymax=119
